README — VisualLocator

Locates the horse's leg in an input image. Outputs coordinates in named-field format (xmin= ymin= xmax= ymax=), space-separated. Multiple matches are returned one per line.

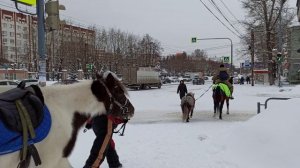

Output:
xmin=226 ymin=98 xmax=229 ymax=115
xmin=213 ymin=100 xmax=217 ymax=117
xmin=182 ymin=105 xmax=187 ymax=122
xmin=186 ymin=111 xmax=190 ymax=122
xmin=52 ymin=158 xmax=73 ymax=168
xmin=190 ymin=107 xmax=194 ymax=118
xmin=219 ymin=100 xmax=225 ymax=120
xmin=186 ymin=107 xmax=191 ymax=122
xmin=36 ymin=141 xmax=73 ymax=168
xmin=0 ymin=152 xmax=20 ymax=168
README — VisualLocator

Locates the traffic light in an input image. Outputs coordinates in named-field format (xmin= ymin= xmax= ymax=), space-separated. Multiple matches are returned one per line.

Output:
xmin=276 ymin=52 xmax=283 ymax=63
xmin=45 ymin=0 xmax=65 ymax=31
xmin=191 ymin=37 xmax=197 ymax=43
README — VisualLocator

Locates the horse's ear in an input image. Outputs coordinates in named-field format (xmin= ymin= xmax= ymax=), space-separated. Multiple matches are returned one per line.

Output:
xmin=96 ymin=71 xmax=103 ymax=80
xmin=106 ymin=73 xmax=116 ymax=87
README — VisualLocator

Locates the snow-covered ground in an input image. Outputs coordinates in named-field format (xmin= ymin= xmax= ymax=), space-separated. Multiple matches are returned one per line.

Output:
xmin=69 ymin=82 xmax=300 ymax=168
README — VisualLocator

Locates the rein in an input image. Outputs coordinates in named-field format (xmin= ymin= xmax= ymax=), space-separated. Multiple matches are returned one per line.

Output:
xmin=195 ymin=84 xmax=213 ymax=101
xmin=113 ymin=119 xmax=129 ymax=136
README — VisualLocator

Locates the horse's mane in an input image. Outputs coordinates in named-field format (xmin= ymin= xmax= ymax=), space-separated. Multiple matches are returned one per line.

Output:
xmin=101 ymin=71 xmax=128 ymax=96
xmin=186 ymin=92 xmax=194 ymax=98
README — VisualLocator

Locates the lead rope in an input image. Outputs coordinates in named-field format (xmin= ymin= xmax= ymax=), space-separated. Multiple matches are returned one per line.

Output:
xmin=195 ymin=84 xmax=213 ymax=101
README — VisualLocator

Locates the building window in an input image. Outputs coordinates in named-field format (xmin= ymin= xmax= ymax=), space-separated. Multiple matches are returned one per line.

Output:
xmin=10 ymin=39 xmax=15 ymax=44
xmin=3 ymin=46 xmax=9 ymax=52
xmin=23 ymin=34 xmax=28 ymax=39
xmin=4 ymin=16 xmax=12 ymax=21
xmin=17 ymin=40 xmax=22 ymax=46
xmin=10 ymin=32 xmax=14 ymax=37
xmin=23 ymin=27 xmax=28 ymax=31
xmin=2 ymin=23 xmax=7 ymax=28
xmin=2 ymin=31 xmax=7 ymax=36
xmin=10 ymin=24 xmax=13 ymax=28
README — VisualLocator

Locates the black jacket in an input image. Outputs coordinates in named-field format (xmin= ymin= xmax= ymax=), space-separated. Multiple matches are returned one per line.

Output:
xmin=177 ymin=83 xmax=187 ymax=98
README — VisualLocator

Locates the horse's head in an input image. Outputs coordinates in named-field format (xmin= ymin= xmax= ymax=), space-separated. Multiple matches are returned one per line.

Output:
xmin=91 ymin=71 xmax=134 ymax=119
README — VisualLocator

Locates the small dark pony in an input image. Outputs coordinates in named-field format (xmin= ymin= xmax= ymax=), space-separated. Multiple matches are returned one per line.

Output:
xmin=181 ymin=92 xmax=195 ymax=122
xmin=212 ymin=78 xmax=232 ymax=120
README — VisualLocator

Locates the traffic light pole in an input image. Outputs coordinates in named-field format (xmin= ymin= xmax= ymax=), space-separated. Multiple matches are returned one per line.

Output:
xmin=37 ymin=0 xmax=46 ymax=86
xmin=196 ymin=38 xmax=233 ymax=77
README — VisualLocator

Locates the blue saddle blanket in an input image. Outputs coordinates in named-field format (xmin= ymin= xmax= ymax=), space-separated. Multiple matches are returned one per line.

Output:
xmin=0 ymin=105 xmax=51 ymax=155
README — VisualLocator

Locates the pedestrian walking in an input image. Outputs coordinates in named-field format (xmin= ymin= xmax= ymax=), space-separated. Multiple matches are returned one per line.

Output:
xmin=177 ymin=80 xmax=187 ymax=99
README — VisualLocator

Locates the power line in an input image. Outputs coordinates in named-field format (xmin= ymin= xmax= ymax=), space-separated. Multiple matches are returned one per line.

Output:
xmin=219 ymin=0 xmax=244 ymax=27
xmin=199 ymin=0 xmax=241 ymax=39
xmin=209 ymin=0 xmax=243 ymax=37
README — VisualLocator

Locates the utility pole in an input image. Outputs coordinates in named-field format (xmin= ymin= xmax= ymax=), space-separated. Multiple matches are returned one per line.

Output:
xmin=277 ymin=1 xmax=284 ymax=87
xmin=251 ymin=29 xmax=254 ymax=86
xmin=37 ymin=0 xmax=46 ymax=86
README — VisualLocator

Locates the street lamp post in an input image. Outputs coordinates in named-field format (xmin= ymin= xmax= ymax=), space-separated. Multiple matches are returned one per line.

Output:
xmin=196 ymin=38 xmax=233 ymax=77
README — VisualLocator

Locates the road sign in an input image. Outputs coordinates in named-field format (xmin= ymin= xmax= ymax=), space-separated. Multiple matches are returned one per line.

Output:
xmin=244 ymin=60 xmax=250 ymax=67
xmin=223 ymin=56 xmax=230 ymax=63
xmin=191 ymin=37 xmax=197 ymax=43
xmin=14 ymin=0 xmax=37 ymax=6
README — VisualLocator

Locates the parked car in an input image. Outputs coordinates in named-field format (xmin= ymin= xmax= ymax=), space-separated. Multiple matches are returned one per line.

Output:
xmin=53 ymin=79 xmax=80 ymax=85
xmin=0 ymin=80 xmax=19 ymax=93
xmin=162 ymin=78 xmax=172 ymax=84
xmin=0 ymin=80 xmax=19 ymax=87
xmin=232 ymin=77 xmax=239 ymax=84
xmin=19 ymin=79 xmax=39 ymax=87
xmin=192 ymin=78 xmax=205 ymax=85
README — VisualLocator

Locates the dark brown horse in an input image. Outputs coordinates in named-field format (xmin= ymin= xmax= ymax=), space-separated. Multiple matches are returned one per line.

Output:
xmin=212 ymin=84 xmax=229 ymax=120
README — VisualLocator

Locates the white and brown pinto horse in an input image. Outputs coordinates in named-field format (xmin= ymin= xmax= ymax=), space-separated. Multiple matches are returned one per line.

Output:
xmin=0 ymin=72 xmax=134 ymax=168
xmin=181 ymin=92 xmax=195 ymax=122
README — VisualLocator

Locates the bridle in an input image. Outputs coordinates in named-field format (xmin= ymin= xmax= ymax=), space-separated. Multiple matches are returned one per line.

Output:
xmin=98 ymin=79 xmax=130 ymax=119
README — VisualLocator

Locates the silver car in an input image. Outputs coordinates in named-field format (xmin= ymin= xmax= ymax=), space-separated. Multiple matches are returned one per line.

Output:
xmin=0 ymin=80 xmax=19 ymax=93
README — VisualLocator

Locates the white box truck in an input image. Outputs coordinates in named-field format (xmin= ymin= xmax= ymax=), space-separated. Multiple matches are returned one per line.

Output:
xmin=121 ymin=66 xmax=161 ymax=89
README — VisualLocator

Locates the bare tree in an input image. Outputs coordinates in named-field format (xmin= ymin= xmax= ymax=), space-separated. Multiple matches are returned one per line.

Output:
xmin=241 ymin=0 xmax=294 ymax=85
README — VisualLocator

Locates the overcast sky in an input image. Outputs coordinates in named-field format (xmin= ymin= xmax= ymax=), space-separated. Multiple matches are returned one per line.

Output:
xmin=0 ymin=0 xmax=298 ymax=65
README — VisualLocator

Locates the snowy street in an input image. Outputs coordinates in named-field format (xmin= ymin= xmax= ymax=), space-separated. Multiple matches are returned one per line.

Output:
xmin=69 ymin=82 xmax=300 ymax=168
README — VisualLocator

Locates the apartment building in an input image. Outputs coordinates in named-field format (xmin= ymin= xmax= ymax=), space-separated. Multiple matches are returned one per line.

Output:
xmin=0 ymin=8 xmax=95 ymax=73
xmin=287 ymin=25 xmax=300 ymax=83
xmin=0 ymin=9 xmax=35 ymax=68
